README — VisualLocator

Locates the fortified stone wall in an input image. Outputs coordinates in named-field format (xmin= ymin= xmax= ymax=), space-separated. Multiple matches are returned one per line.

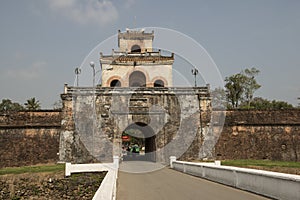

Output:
xmin=1 ymin=109 xmax=300 ymax=168
xmin=215 ymin=109 xmax=300 ymax=161
xmin=0 ymin=111 xmax=61 ymax=167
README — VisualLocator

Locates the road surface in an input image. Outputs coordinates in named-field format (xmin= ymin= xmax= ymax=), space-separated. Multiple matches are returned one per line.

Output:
xmin=117 ymin=163 xmax=270 ymax=200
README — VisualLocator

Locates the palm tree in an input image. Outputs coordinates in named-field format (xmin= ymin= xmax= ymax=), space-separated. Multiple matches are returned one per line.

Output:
xmin=24 ymin=97 xmax=41 ymax=110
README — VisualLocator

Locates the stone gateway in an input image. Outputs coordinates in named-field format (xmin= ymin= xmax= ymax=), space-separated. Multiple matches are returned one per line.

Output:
xmin=59 ymin=29 xmax=212 ymax=164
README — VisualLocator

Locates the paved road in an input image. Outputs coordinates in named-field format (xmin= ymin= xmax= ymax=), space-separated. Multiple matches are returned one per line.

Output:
xmin=117 ymin=163 xmax=270 ymax=200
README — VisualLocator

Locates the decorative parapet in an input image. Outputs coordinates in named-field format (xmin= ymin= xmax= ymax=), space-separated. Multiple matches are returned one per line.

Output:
xmin=63 ymin=85 xmax=210 ymax=96
xmin=100 ymin=51 xmax=174 ymax=65
xmin=118 ymin=29 xmax=154 ymax=41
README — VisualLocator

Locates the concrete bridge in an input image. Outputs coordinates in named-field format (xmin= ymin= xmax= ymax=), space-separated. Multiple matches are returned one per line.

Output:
xmin=117 ymin=162 xmax=269 ymax=200
xmin=65 ymin=158 xmax=300 ymax=199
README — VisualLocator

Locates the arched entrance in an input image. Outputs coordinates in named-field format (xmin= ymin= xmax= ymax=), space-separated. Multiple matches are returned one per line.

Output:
xmin=129 ymin=71 xmax=146 ymax=87
xmin=110 ymin=79 xmax=121 ymax=87
xmin=131 ymin=44 xmax=141 ymax=53
xmin=122 ymin=122 xmax=156 ymax=161
xmin=154 ymin=79 xmax=164 ymax=87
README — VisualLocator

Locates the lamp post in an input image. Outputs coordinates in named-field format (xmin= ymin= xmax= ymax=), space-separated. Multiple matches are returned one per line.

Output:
xmin=191 ymin=68 xmax=199 ymax=87
xmin=90 ymin=61 xmax=95 ymax=88
xmin=90 ymin=61 xmax=96 ymax=158
xmin=75 ymin=67 xmax=81 ymax=87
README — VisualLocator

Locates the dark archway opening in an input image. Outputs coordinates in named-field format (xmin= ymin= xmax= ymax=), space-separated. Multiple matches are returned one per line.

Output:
xmin=129 ymin=71 xmax=146 ymax=87
xmin=131 ymin=44 xmax=141 ymax=53
xmin=110 ymin=79 xmax=121 ymax=87
xmin=154 ymin=79 xmax=165 ymax=87
xmin=122 ymin=122 xmax=156 ymax=162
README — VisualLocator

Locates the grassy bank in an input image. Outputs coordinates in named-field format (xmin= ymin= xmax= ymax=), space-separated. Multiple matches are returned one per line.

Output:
xmin=221 ymin=159 xmax=300 ymax=168
xmin=0 ymin=164 xmax=65 ymax=175
xmin=221 ymin=159 xmax=300 ymax=175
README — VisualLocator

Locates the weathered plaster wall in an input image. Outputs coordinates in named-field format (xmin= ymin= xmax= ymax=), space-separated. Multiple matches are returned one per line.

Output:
xmin=59 ymin=87 xmax=211 ymax=163
xmin=101 ymin=64 xmax=173 ymax=87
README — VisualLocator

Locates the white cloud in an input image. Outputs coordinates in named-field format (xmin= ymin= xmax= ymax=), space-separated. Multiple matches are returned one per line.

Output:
xmin=47 ymin=0 xmax=118 ymax=25
xmin=4 ymin=61 xmax=47 ymax=80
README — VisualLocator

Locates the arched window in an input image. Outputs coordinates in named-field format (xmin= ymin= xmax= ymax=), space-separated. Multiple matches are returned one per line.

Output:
xmin=129 ymin=71 xmax=146 ymax=87
xmin=154 ymin=79 xmax=164 ymax=87
xmin=131 ymin=45 xmax=141 ymax=53
xmin=110 ymin=79 xmax=121 ymax=87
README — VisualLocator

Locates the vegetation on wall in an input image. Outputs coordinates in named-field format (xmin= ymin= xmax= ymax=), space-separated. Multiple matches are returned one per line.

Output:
xmin=245 ymin=97 xmax=294 ymax=109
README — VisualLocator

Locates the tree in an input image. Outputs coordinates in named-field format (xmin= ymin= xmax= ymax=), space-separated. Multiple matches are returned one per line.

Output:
xmin=225 ymin=73 xmax=247 ymax=108
xmin=269 ymin=100 xmax=293 ymax=109
xmin=0 ymin=99 xmax=24 ymax=111
xmin=224 ymin=67 xmax=261 ymax=109
xmin=243 ymin=68 xmax=261 ymax=108
xmin=24 ymin=97 xmax=41 ymax=110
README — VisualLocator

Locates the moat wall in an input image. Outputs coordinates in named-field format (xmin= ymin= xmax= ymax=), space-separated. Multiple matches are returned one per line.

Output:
xmin=0 ymin=111 xmax=61 ymax=168
xmin=0 ymin=109 xmax=299 ymax=168
xmin=215 ymin=109 xmax=300 ymax=161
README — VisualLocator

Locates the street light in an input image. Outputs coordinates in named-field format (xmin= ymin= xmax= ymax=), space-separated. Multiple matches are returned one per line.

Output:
xmin=75 ymin=67 xmax=81 ymax=87
xmin=191 ymin=68 xmax=199 ymax=87
xmin=89 ymin=61 xmax=96 ymax=158
xmin=90 ymin=61 xmax=95 ymax=87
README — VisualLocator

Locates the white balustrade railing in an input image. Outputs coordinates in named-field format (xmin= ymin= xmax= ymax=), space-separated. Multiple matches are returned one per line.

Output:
xmin=65 ymin=156 xmax=119 ymax=200
xmin=170 ymin=156 xmax=300 ymax=200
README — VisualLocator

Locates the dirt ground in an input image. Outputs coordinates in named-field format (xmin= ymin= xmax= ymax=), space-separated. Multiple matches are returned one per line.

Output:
xmin=0 ymin=171 xmax=106 ymax=200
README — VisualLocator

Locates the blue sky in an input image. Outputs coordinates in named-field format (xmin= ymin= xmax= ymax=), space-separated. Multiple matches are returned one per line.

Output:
xmin=0 ymin=0 xmax=299 ymax=108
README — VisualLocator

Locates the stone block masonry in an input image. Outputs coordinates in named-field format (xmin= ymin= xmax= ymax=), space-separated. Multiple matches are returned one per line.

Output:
xmin=215 ymin=109 xmax=300 ymax=161
xmin=0 ymin=111 xmax=61 ymax=168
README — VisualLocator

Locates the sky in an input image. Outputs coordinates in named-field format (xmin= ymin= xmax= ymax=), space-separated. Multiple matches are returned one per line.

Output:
xmin=0 ymin=0 xmax=299 ymax=108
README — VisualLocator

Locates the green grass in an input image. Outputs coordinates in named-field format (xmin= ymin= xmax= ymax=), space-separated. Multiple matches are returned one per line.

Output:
xmin=221 ymin=159 xmax=300 ymax=168
xmin=0 ymin=164 xmax=65 ymax=175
